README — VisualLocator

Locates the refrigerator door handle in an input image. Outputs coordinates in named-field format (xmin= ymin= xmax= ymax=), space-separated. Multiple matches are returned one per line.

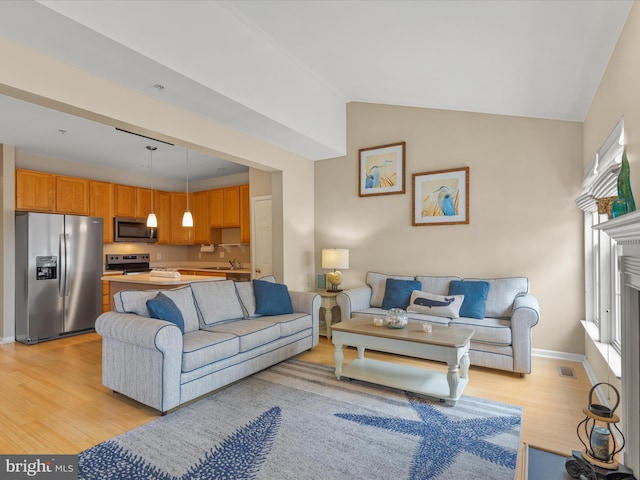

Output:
xmin=59 ymin=233 xmax=71 ymax=297
xmin=59 ymin=234 xmax=65 ymax=297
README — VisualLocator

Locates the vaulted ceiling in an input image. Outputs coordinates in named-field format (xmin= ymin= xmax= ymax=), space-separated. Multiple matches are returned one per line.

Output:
xmin=0 ymin=0 xmax=633 ymax=180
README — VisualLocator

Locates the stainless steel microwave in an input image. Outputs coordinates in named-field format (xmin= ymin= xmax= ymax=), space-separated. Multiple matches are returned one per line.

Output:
xmin=114 ymin=218 xmax=158 ymax=243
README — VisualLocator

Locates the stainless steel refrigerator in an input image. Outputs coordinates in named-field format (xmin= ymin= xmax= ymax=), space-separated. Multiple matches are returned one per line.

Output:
xmin=15 ymin=212 xmax=103 ymax=344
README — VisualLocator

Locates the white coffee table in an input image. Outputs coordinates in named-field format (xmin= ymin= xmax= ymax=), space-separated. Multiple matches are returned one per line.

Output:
xmin=331 ymin=317 xmax=473 ymax=406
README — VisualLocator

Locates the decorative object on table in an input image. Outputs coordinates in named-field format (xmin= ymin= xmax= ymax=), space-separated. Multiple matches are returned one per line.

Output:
xmin=385 ymin=307 xmax=408 ymax=328
xmin=358 ymin=142 xmax=405 ymax=197
xmin=321 ymin=248 xmax=349 ymax=292
xmin=596 ymin=196 xmax=617 ymax=220
xmin=79 ymin=360 xmax=523 ymax=480
xmin=317 ymin=273 xmax=326 ymax=290
xmin=412 ymin=167 xmax=469 ymax=226
xmin=565 ymin=382 xmax=636 ymax=480
xmin=616 ymin=148 xmax=636 ymax=215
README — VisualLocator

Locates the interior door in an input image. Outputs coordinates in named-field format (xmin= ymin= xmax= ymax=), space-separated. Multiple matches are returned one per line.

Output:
xmin=251 ymin=196 xmax=272 ymax=278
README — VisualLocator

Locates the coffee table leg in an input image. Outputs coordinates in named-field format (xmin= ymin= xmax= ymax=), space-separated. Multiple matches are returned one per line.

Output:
xmin=356 ymin=346 xmax=365 ymax=359
xmin=334 ymin=342 xmax=344 ymax=380
xmin=446 ymin=363 xmax=460 ymax=406
xmin=460 ymin=352 xmax=470 ymax=380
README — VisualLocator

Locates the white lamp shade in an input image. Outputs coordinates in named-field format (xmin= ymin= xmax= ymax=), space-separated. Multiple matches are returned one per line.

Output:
xmin=146 ymin=212 xmax=158 ymax=228
xmin=182 ymin=210 xmax=194 ymax=227
xmin=322 ymin=248 xmax=349 ymax=270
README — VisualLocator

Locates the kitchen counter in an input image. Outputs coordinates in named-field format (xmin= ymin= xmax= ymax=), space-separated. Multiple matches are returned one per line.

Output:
xmin=101 ymin=273 xmax=221 ymax=285
xmin=102 ymin=273 xmax=225 ymax=311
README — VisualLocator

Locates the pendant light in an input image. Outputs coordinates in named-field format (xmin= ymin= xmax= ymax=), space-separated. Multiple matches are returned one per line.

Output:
xmin=182 ymin=148 xmax=194 ymax=227
xmin=146 ymin=146 xmax=158 ymax=228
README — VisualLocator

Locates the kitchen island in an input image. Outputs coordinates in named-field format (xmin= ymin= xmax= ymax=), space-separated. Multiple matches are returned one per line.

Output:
xmin=102 ymin=273 xmax=224 ymax=311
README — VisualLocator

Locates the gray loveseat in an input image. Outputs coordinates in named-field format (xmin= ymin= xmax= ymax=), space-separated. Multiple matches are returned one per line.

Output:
xmin=336 ymin=272 xmax=540 ymax=375
xmin=95 ymin=277 xmax=320 ymax=414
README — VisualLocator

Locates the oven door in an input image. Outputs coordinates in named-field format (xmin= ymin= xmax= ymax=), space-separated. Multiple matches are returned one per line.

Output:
xmin=114 ymin=218 xmax=158 ymax=243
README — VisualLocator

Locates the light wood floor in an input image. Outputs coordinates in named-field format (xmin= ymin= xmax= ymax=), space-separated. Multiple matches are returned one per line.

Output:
xmin=0 ymin=333 xmax=591 ymax=474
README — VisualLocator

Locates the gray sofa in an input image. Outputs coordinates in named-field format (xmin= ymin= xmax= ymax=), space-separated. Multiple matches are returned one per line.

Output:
xmin=336 ymin=272 xmax=540 ymax=375
xmin=95 ymin=277 xmax=320 ymax=414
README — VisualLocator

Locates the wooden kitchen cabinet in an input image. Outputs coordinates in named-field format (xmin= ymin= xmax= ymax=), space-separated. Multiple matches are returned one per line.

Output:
xmin=15 ymin=169 xmax=56 ymax=212
xmin=154 ymin=190 xmax=172 ymax=244
xmin=89 ymin=180 xmax=114 ymax=243
xmin=170 ymin=192 xmax=193 ymax=244
xmin=239 ymin=184 xmax=250 ymax=244
xmin=192 ymin=190 xmax=210 ymax=244
xmin=135 ymin=188 xmax=152 ymax=219
xmin=209 ymin=188 xmax=224 ymax=227
xmin=114 ymin=184 xmax=136 ymax=218
xmin=222 ymin=186 xmax=240 ymax=227
xmin=55 ymin=175 xmax=90 ymax=215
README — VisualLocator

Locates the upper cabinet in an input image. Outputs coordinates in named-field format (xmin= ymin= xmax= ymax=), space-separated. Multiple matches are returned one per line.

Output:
xmin=16 ymin=168 xmax=251 ymax=247
xmin=89 ymin=181 xmax=114 ymax=243
xmin=114 ymin=184 xmax=136 ymax=218
xmin=56 ymin=175 xmax=89 ymax=215
xmin=222 ymin=186 xmax=240 ymax=227
xmin=15 ymin=169 xmax=55 ymax=212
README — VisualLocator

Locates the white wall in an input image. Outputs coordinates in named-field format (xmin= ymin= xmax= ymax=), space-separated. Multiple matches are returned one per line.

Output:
xmin=315 ymin=102 xmax=584 ymax=354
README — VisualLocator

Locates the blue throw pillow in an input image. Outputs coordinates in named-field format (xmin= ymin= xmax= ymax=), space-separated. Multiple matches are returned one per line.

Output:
xmin=448 ymin=280 xmax=490 ymax=319
xmin=253 ymin=279 xmax=294 ymax=316
xmin=146 ymin=292 xmax=185 ymax=333
xmin=381 ymin=278 xmax=422 ymax=310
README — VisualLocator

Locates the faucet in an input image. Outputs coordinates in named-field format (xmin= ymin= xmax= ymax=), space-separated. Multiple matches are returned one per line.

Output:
xmin=229 ymin=259 xmax=237 ymax=270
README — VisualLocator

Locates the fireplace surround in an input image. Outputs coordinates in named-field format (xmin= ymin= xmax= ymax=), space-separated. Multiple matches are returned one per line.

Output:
xmin=594 ymin=209 xmax=640 ymax=474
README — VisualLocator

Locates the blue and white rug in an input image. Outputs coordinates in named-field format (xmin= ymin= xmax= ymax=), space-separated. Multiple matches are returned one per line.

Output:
xmin=79 ymin=360 xmax=522 ymax=480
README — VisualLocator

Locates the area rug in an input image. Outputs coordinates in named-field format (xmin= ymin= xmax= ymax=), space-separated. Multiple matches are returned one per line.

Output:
xmin=79 ymin=359 xmax=522 ymax=480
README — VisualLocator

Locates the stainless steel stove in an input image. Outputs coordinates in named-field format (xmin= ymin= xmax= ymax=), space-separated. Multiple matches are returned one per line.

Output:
xmin=105 ymin=253 xmax=151 ymax=275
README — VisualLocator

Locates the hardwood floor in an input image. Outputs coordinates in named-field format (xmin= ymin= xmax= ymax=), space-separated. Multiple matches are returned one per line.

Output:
xmin=0 ymin=332 xmax=591 ymax=475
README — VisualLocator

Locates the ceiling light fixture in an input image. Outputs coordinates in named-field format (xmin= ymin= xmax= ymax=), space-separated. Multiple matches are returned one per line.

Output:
xmin=182 ymin=148 xmax=194 ymax=227
xmin=146 ymin=146 xmax=158 ymax=228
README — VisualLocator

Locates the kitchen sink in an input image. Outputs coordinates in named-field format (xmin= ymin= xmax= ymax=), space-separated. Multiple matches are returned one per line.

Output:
xmin=202 ymin=267 xmax=230 ymax=270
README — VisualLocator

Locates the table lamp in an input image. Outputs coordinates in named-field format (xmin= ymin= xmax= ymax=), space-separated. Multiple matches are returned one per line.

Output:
xmin=322 ymin=248 xmax=349 ymax=292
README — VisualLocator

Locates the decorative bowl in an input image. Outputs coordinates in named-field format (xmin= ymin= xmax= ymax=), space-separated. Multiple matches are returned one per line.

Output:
xmin=385 ymin=308 xmax=408 ymax=329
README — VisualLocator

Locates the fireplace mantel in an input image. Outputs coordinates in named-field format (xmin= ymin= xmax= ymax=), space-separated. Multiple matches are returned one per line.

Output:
xmin=593 ymin=209 xmax=640 ymax=474
xmin=594 ymin=209 xmax=640 ymax=242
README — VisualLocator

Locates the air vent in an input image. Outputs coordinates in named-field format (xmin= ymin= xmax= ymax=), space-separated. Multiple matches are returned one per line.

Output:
xmin=558 ymin=365 xmax=576 ymax=378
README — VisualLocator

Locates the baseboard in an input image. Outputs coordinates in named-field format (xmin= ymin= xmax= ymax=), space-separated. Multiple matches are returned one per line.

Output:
xmin=0 ymin=336 xmax=15 ymax=344
xmin=532 ymin=348 xmax=585 ymax=363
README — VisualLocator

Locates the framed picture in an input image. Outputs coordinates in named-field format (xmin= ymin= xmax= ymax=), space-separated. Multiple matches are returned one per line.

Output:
xmin=412 ymin=167 xmax=469 ymax=226
xmin=358 ymin=142 xmax=405 ymax=197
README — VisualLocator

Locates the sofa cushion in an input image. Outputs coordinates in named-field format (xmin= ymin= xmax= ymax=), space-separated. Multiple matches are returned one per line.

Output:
xmin=182 ymin=331 xmax=239 ymax=372
xmin=450 ymin=316 xmax=512 ymax=345
xmin=415 ymin=276 xmax=463 ymax=296
xmin=407 ymin=290 xmax=464 ymax=318
xmin=366 ymin=272 xmax=416 ymax=308
xmin=381 ymin=278 xmax=421 ymax=309
xmin=448 ymin=280 xmax=490 ymax=319
xmin=253 ymin=279 xmax=294 ymax=316
xmin=267 ymin=313 xmax=312 ymax=337
xmin=465 ymin=277 xmax=529 ymax=318
xmin=205 ymin=320 xmax=281 ymax=352
xmin=146 ymin=293 xmax=185 ymax=333
xmin=118 ymin=286 xmax=200 ymax=333
xmin=191 ymin=280 xmax=245 ymax=326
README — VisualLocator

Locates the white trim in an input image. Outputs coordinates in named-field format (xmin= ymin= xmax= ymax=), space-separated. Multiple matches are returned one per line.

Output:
xmin=581 ymin=319 xmax=622 ymax=378
xmin=532 ymin=348 xmax=585 ymax=363
xmin=0 ymin=336 xmax=15 ymax=344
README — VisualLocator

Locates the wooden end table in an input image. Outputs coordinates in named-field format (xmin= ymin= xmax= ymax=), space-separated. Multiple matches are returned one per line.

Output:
xmin=318 ymin=290 xmax=340 ymax=338
xmin=331 ymin=317 xmax=473 ymax=406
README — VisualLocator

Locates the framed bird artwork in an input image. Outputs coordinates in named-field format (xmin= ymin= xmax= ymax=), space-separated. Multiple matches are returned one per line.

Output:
xmin=412 ymin=167 xmax=469 ymax=226
xmin=358 ymin=142 xmax=406 ymax=197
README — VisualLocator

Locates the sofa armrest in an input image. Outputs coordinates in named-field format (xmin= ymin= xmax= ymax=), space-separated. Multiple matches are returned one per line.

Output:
xmin=96 ymin=312 xmax=183 ymax=351
xmin=336 ymin=286 xmax=373 ymax=321
xmin=510 ymin=293 xmax=540 ymax=374
xmin=95 ymin=312 xmax=183 ymax=413
xmin=290 ymin=291 xmax=321 ymax=346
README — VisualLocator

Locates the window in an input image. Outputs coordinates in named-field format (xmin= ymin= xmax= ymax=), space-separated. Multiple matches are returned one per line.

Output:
xmin=577 ymin=118 xmax=624 ymax=356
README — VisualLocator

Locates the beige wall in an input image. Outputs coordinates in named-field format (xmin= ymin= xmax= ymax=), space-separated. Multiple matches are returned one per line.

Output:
xmin=315 ymin=102 xmax=584 ymax=354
